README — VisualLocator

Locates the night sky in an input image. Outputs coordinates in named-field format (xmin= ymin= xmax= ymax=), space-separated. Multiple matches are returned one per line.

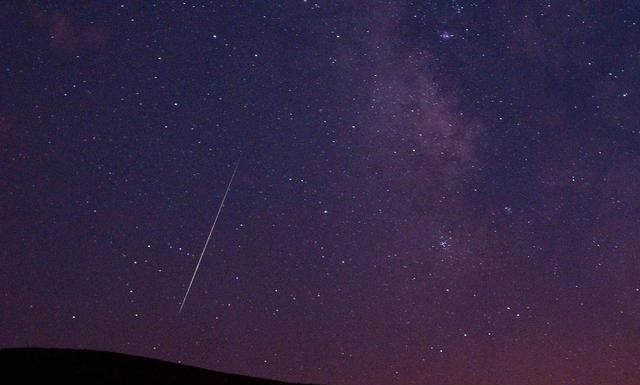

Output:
xmin=2 ymin=1 xmax=640 ymax=384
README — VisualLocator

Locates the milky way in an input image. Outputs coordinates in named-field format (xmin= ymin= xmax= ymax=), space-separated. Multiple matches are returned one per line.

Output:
xmin=2 ymin=2 xmax=640 ymax=384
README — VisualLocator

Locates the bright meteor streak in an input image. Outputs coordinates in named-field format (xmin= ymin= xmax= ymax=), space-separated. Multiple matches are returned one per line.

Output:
xmin=179 ymin=160 xmax=240 ymax=313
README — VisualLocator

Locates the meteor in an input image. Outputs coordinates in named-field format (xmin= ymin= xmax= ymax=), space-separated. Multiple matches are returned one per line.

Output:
xmin=179 ymin=160 xmax=240 ymax=313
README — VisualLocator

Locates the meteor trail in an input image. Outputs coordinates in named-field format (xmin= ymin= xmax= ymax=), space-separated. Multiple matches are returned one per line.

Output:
xmin=179 ymin=160 xmax=240 ymax=313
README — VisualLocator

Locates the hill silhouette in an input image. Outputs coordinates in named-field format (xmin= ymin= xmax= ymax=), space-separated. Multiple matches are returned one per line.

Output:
xmin=0 ymin=348 xmax=317 ymax=385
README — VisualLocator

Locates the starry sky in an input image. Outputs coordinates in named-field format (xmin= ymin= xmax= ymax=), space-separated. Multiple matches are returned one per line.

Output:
xmin=2 ymin=1 xmax=640 ymax=384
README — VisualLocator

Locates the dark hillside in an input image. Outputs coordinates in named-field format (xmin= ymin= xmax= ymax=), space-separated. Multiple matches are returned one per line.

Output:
xmin=0 ymin=348 xmax=316 ymax=385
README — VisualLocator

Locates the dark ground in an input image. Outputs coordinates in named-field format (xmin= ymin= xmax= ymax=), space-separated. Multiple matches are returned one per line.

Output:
xmin=0 ymin=348 xmax=315 ymax=385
